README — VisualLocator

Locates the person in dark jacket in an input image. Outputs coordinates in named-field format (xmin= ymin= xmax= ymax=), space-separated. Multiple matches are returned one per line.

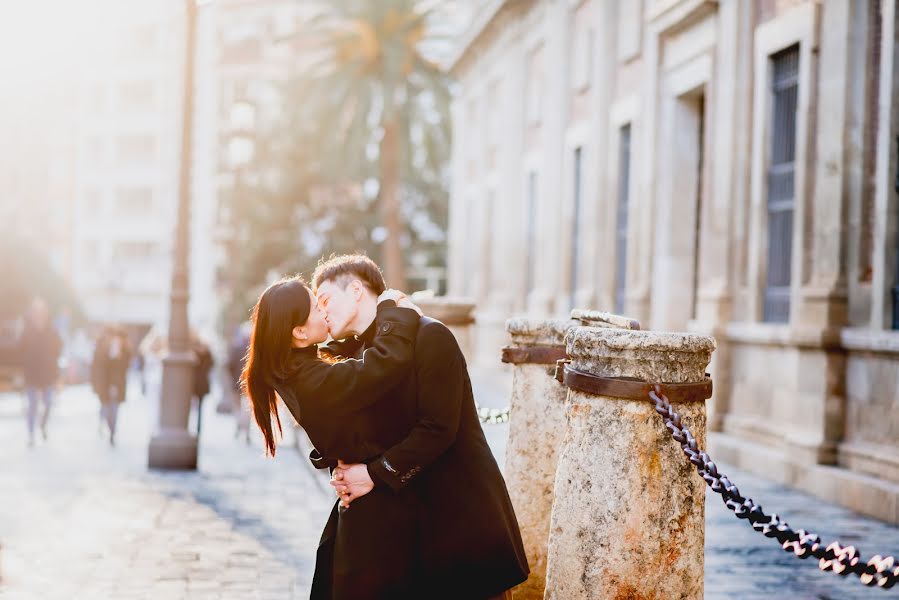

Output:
xmin=191 ymin=335 xmax=214 ymax=437
xmin=91 ymin=325 xmax=132 ymax=447
xmin=241 ymin=276 xmax=424 ymax=600
xmin=315 ymin=255 xmax=528 ymax=600
xmin=19 ymin=298 xmax=62 ymax=447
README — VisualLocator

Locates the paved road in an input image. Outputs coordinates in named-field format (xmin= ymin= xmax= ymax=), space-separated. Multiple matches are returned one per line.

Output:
xmin=0 ymin=371 xmax=897 ymax=599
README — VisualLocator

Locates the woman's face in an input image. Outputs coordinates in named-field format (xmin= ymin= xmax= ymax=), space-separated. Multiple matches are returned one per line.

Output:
xmin=294 ymin=287 xmax=330 ymax=347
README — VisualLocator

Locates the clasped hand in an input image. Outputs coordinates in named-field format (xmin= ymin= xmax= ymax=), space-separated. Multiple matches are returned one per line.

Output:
xmin=331 ymin=460 xmax=374 ymax=508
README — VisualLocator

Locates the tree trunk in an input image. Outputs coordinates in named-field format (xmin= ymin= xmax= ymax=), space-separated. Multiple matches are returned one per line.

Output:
xmin=379 ymin=117 xmax=407 ymax=289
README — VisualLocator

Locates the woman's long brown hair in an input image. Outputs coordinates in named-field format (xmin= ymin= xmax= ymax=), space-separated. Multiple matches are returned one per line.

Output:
xmin=240 ymin=276 xmax=311 ymax=457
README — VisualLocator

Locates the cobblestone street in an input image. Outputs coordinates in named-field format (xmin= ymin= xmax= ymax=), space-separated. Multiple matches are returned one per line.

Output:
xmin=1 ymin=371 xmax=898 ymax=599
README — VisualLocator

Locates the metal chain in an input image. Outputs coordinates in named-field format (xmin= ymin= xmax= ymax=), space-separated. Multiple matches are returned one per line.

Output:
xmin=649 ymin=387 xmax=899 ymax=590
xmin=476 ymin=404 xmax=511 ymax=425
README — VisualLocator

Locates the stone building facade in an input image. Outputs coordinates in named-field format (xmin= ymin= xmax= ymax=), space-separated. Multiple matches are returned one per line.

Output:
xmin=446 ymin=0 xmax=899 ymax=522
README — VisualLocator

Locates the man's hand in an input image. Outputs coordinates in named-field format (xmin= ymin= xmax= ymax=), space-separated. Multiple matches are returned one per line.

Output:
xmin=331 ymin=460 xmax=375 ymax=508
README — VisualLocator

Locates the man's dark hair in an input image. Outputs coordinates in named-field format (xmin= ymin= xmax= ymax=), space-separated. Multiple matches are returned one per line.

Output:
xmin=312 ymin=254 xmax=387 ymax=295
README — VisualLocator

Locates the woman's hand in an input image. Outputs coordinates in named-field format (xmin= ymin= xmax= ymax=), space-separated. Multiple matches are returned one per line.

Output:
xmin=377 ymin=288 xmax=406 ymax=304
xmin=397 ymin=298 xmax=423 ymax=316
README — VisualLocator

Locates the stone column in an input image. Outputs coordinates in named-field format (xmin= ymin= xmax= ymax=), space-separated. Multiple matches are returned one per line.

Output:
xmin=411 ymin=295 xmax=476 ymax=365
xmin=503 ymin=317 xmax=577 ymax=600
xmin=545 ymin=326 xmax=715 ymax=600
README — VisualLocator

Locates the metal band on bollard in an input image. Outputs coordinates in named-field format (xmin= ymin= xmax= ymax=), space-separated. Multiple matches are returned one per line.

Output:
xmin=501 ymin=345 xmax=568 ymax=365
xmin=557 ymin=362 xmax=712 ymax=404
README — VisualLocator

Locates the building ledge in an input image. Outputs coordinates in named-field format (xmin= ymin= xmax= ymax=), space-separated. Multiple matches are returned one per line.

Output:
xmin=841 ymin=327 xmax=899 ymax=355
xmin=725 ymin=322 xmax=842 ymax=350
xmin=708 ymin=432 xmax=899 ymax=524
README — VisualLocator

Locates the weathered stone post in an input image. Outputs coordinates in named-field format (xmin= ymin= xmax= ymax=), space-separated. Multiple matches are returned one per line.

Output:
xmin=502 ymin=317 xmax=576 ymax=599
xmin=544 ymin=326 xmax=715 ymax=600
xmin=410 ymin=294 xmax=476 ymax=364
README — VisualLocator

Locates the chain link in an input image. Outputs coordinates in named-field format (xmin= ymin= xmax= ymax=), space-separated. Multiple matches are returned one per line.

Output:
xmin=649 ymin=387 xmax=899 ymax=590
xmin=476 ymin=404 xmax=510 ymax=425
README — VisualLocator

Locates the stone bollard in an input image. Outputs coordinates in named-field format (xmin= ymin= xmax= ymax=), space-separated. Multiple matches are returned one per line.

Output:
xmin=502 ymin=317 xmax=578 ymax=599
xmin=544 ymin=326 xmax=715 ymax=600
xmin=410 ymin=294 xmax=476 ymax=364
xmin=570 ymin=308 xmax=641 ymax=331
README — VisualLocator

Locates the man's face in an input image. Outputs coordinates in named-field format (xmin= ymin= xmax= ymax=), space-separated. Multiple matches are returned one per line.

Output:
xmin=315 ymin=279 xmax=359 ymax=340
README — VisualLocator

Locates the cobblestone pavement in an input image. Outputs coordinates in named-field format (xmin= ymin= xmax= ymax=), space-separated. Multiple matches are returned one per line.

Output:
xmin=1 ymin=370 xmax=898 ymax=599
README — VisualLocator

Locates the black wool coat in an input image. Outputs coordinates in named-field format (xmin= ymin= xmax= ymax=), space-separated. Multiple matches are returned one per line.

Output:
xmin=316 ymin=316 xmax=530 ymax=600
xmin=272 ymin=302 xmax=424 ymax=600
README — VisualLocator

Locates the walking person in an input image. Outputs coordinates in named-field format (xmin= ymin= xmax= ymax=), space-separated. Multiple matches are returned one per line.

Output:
xmin=191 ymin=335 xmax=214 ymax=438
xmin=91 ymin=326 xmax=132 ymax=447
xmin=18 ymin=298 xmax=62 ymax=447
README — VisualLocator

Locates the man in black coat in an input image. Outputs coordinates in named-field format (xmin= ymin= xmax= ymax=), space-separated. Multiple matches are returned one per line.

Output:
xmin=313 ymin=255 xmax=528 ymax=599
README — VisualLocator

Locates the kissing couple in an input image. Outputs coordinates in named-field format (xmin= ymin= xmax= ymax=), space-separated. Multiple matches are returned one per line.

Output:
xmin=241 ymin=254 xmax=529 ymax=599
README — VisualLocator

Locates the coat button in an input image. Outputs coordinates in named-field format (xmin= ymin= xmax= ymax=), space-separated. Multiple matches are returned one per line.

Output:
xmin=381 ymin=322 xmax=392 ymax=334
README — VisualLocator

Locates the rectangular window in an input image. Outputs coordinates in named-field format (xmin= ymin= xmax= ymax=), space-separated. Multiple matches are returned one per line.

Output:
xmin=132 ymin=25 xmax=157 ymax=53
xmin=526 ymin=45 xmax=544 ymax=125
xmin=484 ymin=191 xmax=494 ymax=298
xmin=87 ymin=138 xmax=104 ymax=164
xmin=84 ymin=186 xmax=104 ymax=216
xmin=114 ymin=241 xmax=156 ymax=261
xmin=118 ymin=81 xmax=156 ymax=112
xmin=615 ymin=125 xmax=631 ymax=315
xmin=116 ymin=135 xmax=155 ymax=165
xmin=573 ymin=25 xmax=594 ymax=91
xmin=570 ymin=147 xmax=583 ymax=309
xmin=525 ymin=171 xmax=538 ymax=295
xmin=116 ymin=187 xmax=154 ymax=217
xmin=84 ymin=241 xmax=100 ymax=265
xmin=464 ymin=196 xmax=478 ymax=296
xmin=862 ymin=0 xmax=882 ymax=285
xmin=691 ymin=95 xmax=706 ymax=321
xmin=763 ymin=45 xmax=799 ymax=323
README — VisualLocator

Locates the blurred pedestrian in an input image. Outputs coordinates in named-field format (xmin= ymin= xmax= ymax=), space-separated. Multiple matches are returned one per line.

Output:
xmin=191 ymin=335 xmax=213 ymax=437
xmin=227 ymin=323 xmax=251 ymax=443
xmin=138 ymin=326 xmax=166 ymax=406
xmin=91 ymin=326 xmax=132 ymax=447
xmin=18 ymin=298 xmax=62 ymax=447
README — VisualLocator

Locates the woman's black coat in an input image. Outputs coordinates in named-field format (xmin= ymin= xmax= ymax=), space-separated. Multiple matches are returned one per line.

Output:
xmin=272 ymin=302 xmax=425 ymax=599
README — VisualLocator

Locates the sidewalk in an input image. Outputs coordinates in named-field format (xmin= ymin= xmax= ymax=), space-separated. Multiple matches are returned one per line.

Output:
xmin=0 ymin=383 xmax=332 ymax=600
xmin=0 ymin=377 xmax=897 ymax=599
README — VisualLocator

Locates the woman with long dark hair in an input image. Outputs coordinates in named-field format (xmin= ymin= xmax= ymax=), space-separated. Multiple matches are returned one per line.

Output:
xmin=240 ymin=275 xmax=421 ymax=599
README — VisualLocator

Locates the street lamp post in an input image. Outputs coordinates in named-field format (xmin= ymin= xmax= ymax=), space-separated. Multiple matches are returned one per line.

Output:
xmin=148 ymin=0 xmax=199 ymax=469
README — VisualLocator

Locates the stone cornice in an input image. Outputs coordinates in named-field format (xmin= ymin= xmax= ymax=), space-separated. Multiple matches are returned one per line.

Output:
xmin=445 ymin=0 xmax=505 ymax=73
xmin=445 ymin=0 xmax=535 ymax=75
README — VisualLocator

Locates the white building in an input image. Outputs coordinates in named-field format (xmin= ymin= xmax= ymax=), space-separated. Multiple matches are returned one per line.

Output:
xmin=66 ymin=0 xmax=220 ymax=338
xmin=1 ymin=0 xmax=313 ymax=343
xmin=447 ymin=0 xmax=899 ymax=523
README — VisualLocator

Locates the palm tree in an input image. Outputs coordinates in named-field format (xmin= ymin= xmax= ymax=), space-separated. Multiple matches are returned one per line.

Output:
xmin=301 ymin=0 xmax=452 ymax=288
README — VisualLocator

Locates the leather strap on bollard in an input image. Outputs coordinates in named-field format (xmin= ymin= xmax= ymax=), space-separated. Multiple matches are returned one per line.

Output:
xmin=501 ymin=345 xmax=568 ymax=365
xmin=557 ymin=363 xmax=712 ymax=403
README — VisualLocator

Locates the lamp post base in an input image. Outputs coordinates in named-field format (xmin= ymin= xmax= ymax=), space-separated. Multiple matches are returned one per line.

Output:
xmin=148 ymin=428 xmax=198 ymax=470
